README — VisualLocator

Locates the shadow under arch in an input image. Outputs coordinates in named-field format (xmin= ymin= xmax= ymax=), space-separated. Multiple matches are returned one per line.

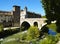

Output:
xmin=21 ymin=21 xmax=30 ymax=31
xmin=34 ymin=22 xmax=38 ymax=27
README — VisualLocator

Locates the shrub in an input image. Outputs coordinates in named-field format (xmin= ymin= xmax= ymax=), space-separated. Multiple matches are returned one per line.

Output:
xmin=39 ymin=35 xmax=59 ymax=44
xmin=0 ymin=24 xmax=3 ymax=32
xmin=0 ymin=28 xmax=20 ymax=38
xmin=20 ymin=33 xmax=27 ymax=40
xmin=26 ymin=26 xmax=40 ymax=41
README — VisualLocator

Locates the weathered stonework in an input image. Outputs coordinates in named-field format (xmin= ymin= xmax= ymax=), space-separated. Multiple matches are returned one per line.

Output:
xmin=0 ymin=5 xmax=46 ymax=29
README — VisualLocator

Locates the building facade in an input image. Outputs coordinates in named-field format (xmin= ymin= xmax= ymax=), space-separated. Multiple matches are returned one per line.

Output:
xmin=0 ymin=5 xmax=46 ymax=29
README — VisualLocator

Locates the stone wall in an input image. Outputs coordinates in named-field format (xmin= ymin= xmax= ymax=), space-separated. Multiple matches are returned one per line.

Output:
xmin=13 ymin=5 xmax=20 ymax=27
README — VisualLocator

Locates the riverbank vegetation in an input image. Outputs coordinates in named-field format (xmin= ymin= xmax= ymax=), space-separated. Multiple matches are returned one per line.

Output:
xmin=1 ymin=25 xmax=60 ymax=44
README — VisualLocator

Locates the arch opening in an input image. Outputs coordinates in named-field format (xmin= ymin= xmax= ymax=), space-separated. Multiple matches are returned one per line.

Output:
xmin=34 ymin=22 xmax=38 ymax=27
xmin=21 ymin=21 xmax=30 ymax=31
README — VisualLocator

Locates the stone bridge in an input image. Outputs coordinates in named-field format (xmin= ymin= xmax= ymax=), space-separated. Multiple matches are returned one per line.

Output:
xmin=20 ymin=18 xmax=47 ymax=29
xmin=12 ymin=6 xmax=47 ymax=30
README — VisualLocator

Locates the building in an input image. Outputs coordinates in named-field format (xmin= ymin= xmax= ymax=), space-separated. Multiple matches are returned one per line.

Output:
xmin=0 ymin=5 xmax=46 ymax=29
xmin=0 ymin=11 xmax=12 ymax=27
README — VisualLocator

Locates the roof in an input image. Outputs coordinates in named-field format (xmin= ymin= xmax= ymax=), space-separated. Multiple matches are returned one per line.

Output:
xmin=27 ymin=11 xmax=41 ymax=18
xmin=0 ymin=11 xmax=12 ymax=16
xmin=27 ymin=11 xmax=41 ymax=16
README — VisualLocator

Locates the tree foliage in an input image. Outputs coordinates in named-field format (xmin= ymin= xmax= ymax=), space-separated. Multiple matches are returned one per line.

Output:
xmin=41 ymin=0 xmax=60 ymax=32
xmin=26 ymin=26 xmax=40 ymax=41
xmin=41 ymin=0 xmax=60 ymax=21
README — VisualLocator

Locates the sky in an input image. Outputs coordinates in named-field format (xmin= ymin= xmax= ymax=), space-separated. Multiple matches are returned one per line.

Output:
xmin=0 ymin=0 xmax=45 ymax=16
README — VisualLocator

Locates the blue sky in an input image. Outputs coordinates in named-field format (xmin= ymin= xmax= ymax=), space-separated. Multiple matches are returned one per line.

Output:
xmin=0 ymin=0 xmax=45 ymax=16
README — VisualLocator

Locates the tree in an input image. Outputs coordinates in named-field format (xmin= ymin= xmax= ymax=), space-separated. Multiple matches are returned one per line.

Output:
xmin=26 ymin=26 xmax=40 ymax=41
xmin=41 ymin=0 xmax=60 ymax=32
xmin=41 ymin=0 xmax=57 ymax=21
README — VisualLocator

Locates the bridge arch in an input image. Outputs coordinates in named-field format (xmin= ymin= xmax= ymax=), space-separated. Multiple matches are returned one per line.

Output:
xmin=34 ymin=22 xmax=38 ymax=27
xmin=20 ymin=21 xmax=30 ymax=31
xmin=20 ymin=18 xmax=47 ymax=30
